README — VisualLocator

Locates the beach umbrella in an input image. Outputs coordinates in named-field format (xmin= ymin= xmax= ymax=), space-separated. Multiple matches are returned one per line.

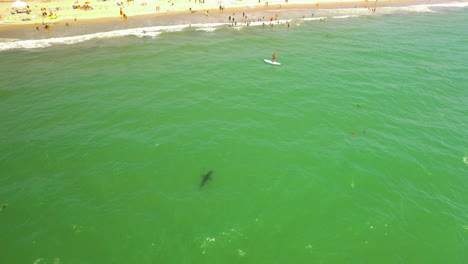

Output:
xmin=11 ymin=0 xmax=28 ymax=8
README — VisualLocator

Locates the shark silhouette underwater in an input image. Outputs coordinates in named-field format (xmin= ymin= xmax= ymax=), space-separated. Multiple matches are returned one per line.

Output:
xmin=199 ymin=170 xmax=213 ymax=188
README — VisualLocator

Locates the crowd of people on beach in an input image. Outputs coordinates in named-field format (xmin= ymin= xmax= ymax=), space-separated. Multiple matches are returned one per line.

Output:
xmin=226 ymin=11 xmax=293 ymax=28
xmin=28 ymin=1 xmax=300 ymax=34
xmin=1 ymin=0 xmax=389 ymax=29
xmin=20 ymin=0 xmax=384 ymax=36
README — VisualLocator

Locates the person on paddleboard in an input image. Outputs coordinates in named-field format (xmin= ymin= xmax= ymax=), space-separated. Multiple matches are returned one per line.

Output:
xmin=272 ymin=52 xmax=276 ymax=62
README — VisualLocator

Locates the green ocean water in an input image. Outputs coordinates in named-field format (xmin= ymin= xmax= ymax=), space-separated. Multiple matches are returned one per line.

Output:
xmin=1 ymin=7 xmax=468 ymax=264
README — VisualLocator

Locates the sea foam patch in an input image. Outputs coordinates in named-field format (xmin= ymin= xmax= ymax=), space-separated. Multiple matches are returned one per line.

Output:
xmin=301 ymin=17 xmax=327 ymax=21
xmin=0 ymin=23 xmax=230 ymax=51
xmin=196 ymin=27 xmax=217 ymax=32
xmin=427 ymin=2 xmax=468 ymax=8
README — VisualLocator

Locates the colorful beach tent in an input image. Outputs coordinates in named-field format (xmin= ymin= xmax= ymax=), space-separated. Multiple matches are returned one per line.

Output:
xmin=12 ymin=1 xmax=28 ymax=8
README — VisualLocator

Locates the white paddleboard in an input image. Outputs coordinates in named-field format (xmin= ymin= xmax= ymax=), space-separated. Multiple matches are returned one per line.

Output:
xmin=264 ymin=59 xmax=281 ymax=66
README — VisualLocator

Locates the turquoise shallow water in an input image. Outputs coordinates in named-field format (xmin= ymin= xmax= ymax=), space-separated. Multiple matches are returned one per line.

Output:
xmin=1 ymin=7 xmax=468 ymax=264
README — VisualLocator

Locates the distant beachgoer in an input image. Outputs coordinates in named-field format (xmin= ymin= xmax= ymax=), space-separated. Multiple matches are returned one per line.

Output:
xmin=272 ymin=52 xmax=276 ymax=62
xmin=66 ymin=22 xmax=69 ymax=26
xmin=35 ymin=24 xmax=39 ymax=31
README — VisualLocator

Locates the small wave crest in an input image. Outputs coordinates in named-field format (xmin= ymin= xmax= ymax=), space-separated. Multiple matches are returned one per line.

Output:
xmin=404 ymin=5 xmax=437 ymax=13
xmin=379 ymin=2 xmax=467 ymax=14
xmin=196 ymin=27 xmax=217 ymax=32
xmin=333 ymin=15 xmax=361 ymax=19
xmin=427 ymin=2 xmax=468 ymax=8
xmin=301 ymin=17 xmax=327 ymax=21
xmin=379 ymin=2 xmax=468 ymax=14
xmin=0 ymin=23 xmax=227 ymax=51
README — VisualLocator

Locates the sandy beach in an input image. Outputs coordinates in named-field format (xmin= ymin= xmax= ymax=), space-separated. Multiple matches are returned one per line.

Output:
xmin=0 ymin=0 xmax=463 ymax=39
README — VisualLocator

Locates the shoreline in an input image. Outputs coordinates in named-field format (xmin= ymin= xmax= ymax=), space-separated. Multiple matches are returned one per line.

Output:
xmin=0 ymin=0 xmax=465 ymax=40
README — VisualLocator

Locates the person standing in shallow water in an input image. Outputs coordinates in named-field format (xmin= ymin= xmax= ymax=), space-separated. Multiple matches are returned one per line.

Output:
xmin=272 ymin=52 xmax=276 ymax=62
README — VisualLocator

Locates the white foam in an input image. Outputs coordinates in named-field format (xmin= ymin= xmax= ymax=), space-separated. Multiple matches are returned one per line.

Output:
xmin=33 ymin=259 xmax=44 ymax=264
xmin=191 ymin=22 xmax=227 ymax=32
xmin=328 ymin=2 xmax=466 ymax=16
xmin=427 ymin=2 xmax=468 ymax=8
xmin=190 ymin=23 xmax=228 ymax=28
xmin=404 ymin=5 xmax=437 ymax=13
xmin=227 ymin=19 xmax=292 ymax=29
xmin=0 ymin=23 xmax=231 ymax=51
xmin=301 ymin=17 xmax=327 ymax=21
xmin=196 ymin=27 xmax=217 ymax=32
xmin=378 ymin=4 xmax=449 ymax=14
xmin=135 ymin=31 xmax=162 ymax=38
